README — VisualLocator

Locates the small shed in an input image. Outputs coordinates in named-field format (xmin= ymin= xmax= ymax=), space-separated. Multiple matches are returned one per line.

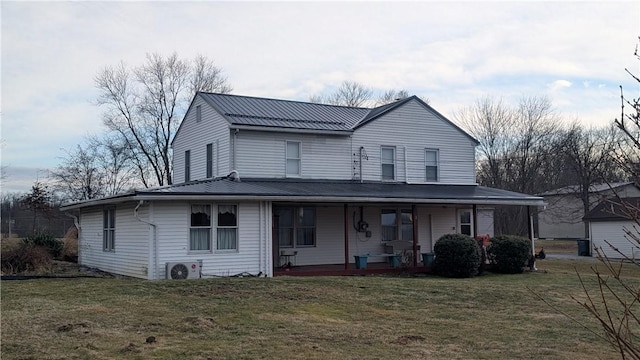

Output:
xmin=584 ymin=197 xmax=640 ymax=260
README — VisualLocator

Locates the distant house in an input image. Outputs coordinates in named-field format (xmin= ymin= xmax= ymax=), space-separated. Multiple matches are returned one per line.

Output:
xmin=61 ymin=93 xmax=543 ymax=279
xmin=584 ymin=197 xmax=640 ymax=260
xmin=537 ymin=182 xmax=640 ymax=239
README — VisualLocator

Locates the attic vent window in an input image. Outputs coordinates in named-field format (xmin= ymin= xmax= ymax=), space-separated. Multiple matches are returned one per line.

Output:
xmin=196 ymin=105 xmax=202 ymax=123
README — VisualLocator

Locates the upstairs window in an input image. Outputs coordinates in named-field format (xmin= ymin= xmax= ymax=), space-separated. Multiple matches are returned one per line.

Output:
xmin=103 ymin=208 xmax=115 ymax=251
xmin=196 ymin=105 xmax=202 ymax=123
xmin=185 ymin=150 xmax=191 ymax=182
xmin=217 ymin=205 xmax=238 ymax=251
xmin=206 ymin=143 xmax=214 ymax=178
xmin=425 ymin=149 xmax=439 ymax=182
xmin=286 ymin=141 xmax=301 ymax=176
xmin=381 ymin=146 xmax=395 ymax=180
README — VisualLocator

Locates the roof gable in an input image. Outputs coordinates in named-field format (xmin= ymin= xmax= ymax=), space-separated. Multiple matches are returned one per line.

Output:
xmin=353 ymin=96 xmax=479 ymax=145
xmin=584 ymin=197 xmax=640 ymax=222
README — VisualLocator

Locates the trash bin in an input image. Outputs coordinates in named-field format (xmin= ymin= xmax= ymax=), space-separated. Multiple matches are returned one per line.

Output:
xmin=354 ymin=255 xmax=368 ymax=269
xmin=422 ymin=253 xmax=435 ymax=267
xmin=577 ymin=239 xmax=590 ymax=256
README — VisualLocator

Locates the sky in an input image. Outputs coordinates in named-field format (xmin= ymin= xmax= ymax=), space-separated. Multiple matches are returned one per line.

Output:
xmin=2 ymin=1 xmax=639 ymax=195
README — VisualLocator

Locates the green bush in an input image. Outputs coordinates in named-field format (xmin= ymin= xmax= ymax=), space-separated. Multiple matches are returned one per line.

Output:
xmin=23 ymin=233 xmax=63 ymax=258
xmin=1 ymin=244 xmax=52 ymax=274
xmin=433 ymin=234 xmax=481 ymax=278
xmin=487 ymin=235 xmax=531 ymax=274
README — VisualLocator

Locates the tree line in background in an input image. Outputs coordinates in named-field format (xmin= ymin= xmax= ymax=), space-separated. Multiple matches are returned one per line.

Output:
xmin=2 ymin=48 xmax=636 ymax=237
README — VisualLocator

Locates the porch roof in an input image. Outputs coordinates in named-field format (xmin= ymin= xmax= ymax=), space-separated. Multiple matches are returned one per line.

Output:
xmin=61 ymin=178 xmax=544 ymax=210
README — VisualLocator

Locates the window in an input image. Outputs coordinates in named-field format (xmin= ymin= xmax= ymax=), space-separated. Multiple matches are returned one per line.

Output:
xmin=458 ymin=210 xmax=473 ymax=236
xmin=103 ymin=208 xmax=115 ymax=251
xmin=381 ymin=209 xmax=413 ymax=241
xmin=196 ymin=105 xmax=202 ymax=123
xmin=217 ymin=205 xmax=238 ymax=251
xmin=275 ymin=206 xmax=316 ymax=248
xmin=185 ymin=150 xmax=191 ymax=182
xmin=381 ymin=146 xmax=395 ymax=180
xmin=286 ymin=141 xmax=301 ymax=176
xmin=425 ymin=149 xmax=439 ymax=182
xmin=190 ymin=204 xmax=211 ymax=251
xmin=206 ymin=143 xmax=214 ymax=178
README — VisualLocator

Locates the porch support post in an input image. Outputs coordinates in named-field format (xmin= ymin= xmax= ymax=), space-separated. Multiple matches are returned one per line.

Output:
xmin=344 ymin=203 xmax=349 ymax=270
xmin=412 ymin=204 xmax=418 ymax=268
xmin=472 ymin=204 xmax=478 ymax=237
xmin=528 ymin=206 xmax=537 ymax=270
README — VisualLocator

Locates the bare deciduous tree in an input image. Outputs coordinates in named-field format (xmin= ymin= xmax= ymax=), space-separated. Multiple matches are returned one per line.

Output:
xmin=456 ymin=95 xmax=564 ymax=235
xmin=95 ymin=52 xmax=232 ymax=187
xmin=50 ymin=135 xmax=139 ymax=202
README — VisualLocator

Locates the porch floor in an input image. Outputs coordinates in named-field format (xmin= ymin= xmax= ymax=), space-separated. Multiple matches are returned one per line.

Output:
xmin=273 ymin=262 xmax=430 ymax=276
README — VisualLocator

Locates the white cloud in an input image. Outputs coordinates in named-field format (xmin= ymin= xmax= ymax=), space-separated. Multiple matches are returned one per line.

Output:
xmin=548 ymin=80 xmax=573 ymax=91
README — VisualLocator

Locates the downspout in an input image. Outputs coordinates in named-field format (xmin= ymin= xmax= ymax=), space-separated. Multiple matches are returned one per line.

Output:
xmin=233 ymin=129 xmax=239 ymax=170
xmin=65 ymin=212 xmax=81 ymax=264
xmin=134 ymin=200 xmax=158 ymax=280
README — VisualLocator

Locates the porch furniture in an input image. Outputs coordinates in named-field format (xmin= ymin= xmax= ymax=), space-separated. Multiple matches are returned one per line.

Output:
xmin=280 ymin=250 xmax=298 ymax=267
xmin=384 ymin=240 xmax=420 ymax=254
xmin=354 ymin=254 xmax=402 ymax=269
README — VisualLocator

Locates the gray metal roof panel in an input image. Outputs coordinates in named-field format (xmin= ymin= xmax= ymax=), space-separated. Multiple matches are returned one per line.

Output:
xmin=199 ymin=92 xmax=370 ymax=131
xmin=139 ymin=178 xmax=543 ymax=204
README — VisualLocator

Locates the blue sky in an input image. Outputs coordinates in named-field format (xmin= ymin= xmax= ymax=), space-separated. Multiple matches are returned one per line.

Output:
xmin=2 ymin=1 xmax=639 ymax=194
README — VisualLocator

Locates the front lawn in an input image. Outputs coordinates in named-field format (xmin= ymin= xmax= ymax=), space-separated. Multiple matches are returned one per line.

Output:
xmin=2 ymin=257 xmax=638 ymax=359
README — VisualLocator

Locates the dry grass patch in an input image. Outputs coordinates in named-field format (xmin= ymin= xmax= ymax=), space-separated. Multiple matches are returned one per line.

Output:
xmin=2 ymin=259 xmax=639 ymax=359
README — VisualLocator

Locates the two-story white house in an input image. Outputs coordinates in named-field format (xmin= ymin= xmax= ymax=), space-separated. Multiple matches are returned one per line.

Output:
xmin=62 ymin=93 xmax=544 ymax=279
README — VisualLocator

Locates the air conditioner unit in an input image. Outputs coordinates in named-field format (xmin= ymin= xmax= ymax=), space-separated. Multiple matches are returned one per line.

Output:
xmin=166 ymin=262 xmax=200 ymax=280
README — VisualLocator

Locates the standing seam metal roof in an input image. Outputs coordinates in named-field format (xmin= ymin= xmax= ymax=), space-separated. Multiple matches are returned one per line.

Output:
xmin=199 ymin=92 xmax=371 ymax=131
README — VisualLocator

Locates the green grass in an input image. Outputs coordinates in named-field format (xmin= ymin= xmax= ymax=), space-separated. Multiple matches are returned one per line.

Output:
xmin=2 ymin=258 xmax=639 ymax=359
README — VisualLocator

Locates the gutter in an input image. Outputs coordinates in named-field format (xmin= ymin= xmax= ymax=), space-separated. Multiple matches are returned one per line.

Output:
xmin=134 ymin=200 xmax=158 ymax=280
xmin=229 ymin=125 xmax=353 ymax=136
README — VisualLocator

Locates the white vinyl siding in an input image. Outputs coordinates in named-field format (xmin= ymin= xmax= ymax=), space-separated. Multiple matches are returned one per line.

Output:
xmin=234 ymin=130 xmax=352 ymax=179
xmin=79 ymin=204 xmax=150 ymax=279
xmin=590 ymin=221 xmax=639 ymax=259
xmin=173 ymin=95 xmax=230 ymax=183
xmin=352 ymin=99 xmax=476 ymax=183
xmin=153 ymin=201 xmax=269 ymax=278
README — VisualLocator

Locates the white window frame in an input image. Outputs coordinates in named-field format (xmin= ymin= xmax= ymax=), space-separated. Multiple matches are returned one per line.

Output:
xmin=285 ymin=141 xmax=301 ymax=177
xmin=381 ymin=208 xmax=413 ymax=242
xmin=275 ymin=206 xmax=317 ymax=248
xmin=185 ymin=150 xmax=191 ymax=182
xmin=206 ymin=143 xmax=214 ymax=178
xmin=216 ymin=204 xmax=238 ymax=252
xmin=103 ymin=208 xmax=115 ymax=252
xmin=381 ymin=146 xmax=396 ymax=181
xmin=425 ymin=149 xmax=439 ymax=182
xmin=457 ymin=209 xmax=474 ymax=237
xmin=189 ymin=204 xmax=212 ymax=252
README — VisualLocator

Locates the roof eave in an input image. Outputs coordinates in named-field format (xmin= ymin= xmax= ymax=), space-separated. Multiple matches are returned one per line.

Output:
xmin=229 ymin=124 xmax=353 ymax=136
